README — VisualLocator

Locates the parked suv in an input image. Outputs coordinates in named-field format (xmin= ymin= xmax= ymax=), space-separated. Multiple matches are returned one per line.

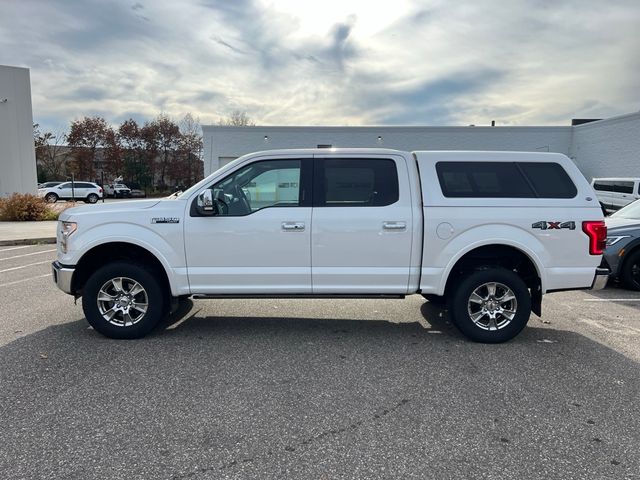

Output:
xmin=604 ymin=199 xmax=640 ymax=290
xmin=38 ymin=181 xmax=103 ymax=203
xmin=592 ymin=177 xmax=640 ymax=213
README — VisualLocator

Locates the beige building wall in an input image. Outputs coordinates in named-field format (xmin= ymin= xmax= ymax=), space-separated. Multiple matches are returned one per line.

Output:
xmin=0 ymin=65 xmax=37 ymax=197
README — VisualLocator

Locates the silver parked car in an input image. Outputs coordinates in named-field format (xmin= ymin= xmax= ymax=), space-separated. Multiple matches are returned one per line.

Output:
xmin=604 ymin=199 xmax=640 ymax=290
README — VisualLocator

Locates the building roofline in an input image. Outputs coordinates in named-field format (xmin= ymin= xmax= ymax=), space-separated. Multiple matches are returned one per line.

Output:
xmin=202 ymin=124 xmax=572 ymax=131
xmin=572 ymin=110 xmax=640 ymax=129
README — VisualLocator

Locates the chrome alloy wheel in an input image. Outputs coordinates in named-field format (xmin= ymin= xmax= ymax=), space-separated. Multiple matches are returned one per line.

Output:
xmin=97 ymin=277 xmax=149 ymax=327
xmin=467 ymin=282 xmax=518 ymax=331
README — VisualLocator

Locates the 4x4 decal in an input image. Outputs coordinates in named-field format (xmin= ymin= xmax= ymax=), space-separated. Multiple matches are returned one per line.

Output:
xmin=532 ymin=221 xmax=576 ymax=230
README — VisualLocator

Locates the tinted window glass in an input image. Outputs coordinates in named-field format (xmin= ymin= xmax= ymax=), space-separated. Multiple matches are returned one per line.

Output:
xmin=593 ymin=181 xmax=613 ymax=192
xmin=317 ymin=159 xmax=399 ymax=207
xmin=436 ymin=162 xmax=534 ymax=198
xmin=614 ymin=182 xmax=634 ymax=194
xmin=518 ymin=163 xmax=577 ymax=198
xmin=58 ymin=183 xmax=70 ymax=189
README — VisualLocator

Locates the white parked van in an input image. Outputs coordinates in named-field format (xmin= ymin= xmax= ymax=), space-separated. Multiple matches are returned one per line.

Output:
xmin=592 ymin=178 xmax=640 ymax=212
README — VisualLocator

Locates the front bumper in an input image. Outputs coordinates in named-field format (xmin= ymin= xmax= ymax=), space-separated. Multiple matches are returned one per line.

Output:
xmin=52 ymin=261 xmax=74 ymax=295
xmin=590 ymin=267 xmax=610 ymax=290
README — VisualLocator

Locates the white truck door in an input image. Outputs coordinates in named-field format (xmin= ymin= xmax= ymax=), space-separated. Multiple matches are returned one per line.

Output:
xmin=311 ymin=155 xmax=414 ymax=294
xmin=184 ymin=157 xmax=313 ymax=294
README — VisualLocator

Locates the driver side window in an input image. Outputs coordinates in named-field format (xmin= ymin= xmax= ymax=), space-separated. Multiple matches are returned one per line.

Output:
xmin=211 ymin=160 xmax=302 ymax=216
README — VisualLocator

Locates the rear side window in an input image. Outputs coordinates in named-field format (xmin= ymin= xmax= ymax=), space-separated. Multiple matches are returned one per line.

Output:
xmin=614 ymin=182 xmax=634 ymax=194
xmin=436 ymin=162 xmax=533 ymax=198
xmin=593 ymin=181 xmax=613 ymax=192
xmin=518 ymin=163 xmax=577 ymax=198
xmin=316 ymin=159 xmax=399 ymax=207
xmin=436 ymin=162 xmax=577 ymax=199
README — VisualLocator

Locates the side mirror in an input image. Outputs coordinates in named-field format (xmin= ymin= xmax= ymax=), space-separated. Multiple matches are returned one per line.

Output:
xmin=196 ymin=189 xmax=216 ymax=216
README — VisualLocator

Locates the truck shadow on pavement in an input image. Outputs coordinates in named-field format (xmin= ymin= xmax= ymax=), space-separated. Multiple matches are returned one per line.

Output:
xmin=158 ymin=298 xmax=461 ymax=339
xmin=1 ymin=307 xmax=640 ymax=479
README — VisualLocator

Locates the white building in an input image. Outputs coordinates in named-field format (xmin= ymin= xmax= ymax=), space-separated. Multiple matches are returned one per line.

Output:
xmin=0 ymin=65 xmax=37 ymax=197
xmin=202 ymin=112 xmax=640 ymax=180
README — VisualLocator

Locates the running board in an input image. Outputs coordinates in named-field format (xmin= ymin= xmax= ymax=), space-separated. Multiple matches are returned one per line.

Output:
xmin=192 ymin=294 xmax=406 ymax=300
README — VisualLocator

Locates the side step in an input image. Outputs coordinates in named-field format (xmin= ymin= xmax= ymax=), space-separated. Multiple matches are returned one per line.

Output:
xmin=192 ymin=294 xmax=406 ymax=300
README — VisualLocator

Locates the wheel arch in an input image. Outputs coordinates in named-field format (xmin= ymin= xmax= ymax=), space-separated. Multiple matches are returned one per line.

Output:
xmin=441 ymin=242 xmax=544 ymax=315
xmin=71 ymin=242 xmax=173 ymax=302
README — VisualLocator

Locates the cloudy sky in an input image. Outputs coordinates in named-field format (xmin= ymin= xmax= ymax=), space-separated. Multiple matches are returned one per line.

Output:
xmin=1 ymin=0 xmax=639 ymax=132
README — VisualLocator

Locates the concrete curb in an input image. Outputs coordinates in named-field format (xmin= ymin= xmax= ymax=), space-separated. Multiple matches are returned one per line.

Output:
xmin=0 ymin=237 xmax=56 ymax=247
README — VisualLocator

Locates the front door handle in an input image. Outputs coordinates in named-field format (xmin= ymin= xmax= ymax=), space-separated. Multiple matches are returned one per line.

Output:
xmin=383 ymin=221 xmax=407 ymax=231
xmin=282 ymin=222 xmax=305 ymax=231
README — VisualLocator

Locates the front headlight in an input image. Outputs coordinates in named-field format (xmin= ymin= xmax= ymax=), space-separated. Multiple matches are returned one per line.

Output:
xmin=60 ymin=221 xmax=77 ymax=253
xmin=605 ymin=235 xmax=630 ymax=247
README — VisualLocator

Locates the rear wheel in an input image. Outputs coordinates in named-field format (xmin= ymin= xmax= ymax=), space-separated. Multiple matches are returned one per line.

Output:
xmin=86 ymin=193 xmax=99 ymax=203
xmin=45 ymin=192 xmax=58 ymax=203
xmin=621 ymin=250 xmax=640 ymax=291
xmin=449 ymin=268 xmax=531 ymax=343
xmin=82 ymin=262 xmax=165 ymax=339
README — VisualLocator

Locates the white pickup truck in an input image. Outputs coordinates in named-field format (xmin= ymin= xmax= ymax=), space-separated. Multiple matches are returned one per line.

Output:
xmin=52 ymin=149 xmax=608 ymax=343
xmin=103 ymin=183 xmax=132 ymax=198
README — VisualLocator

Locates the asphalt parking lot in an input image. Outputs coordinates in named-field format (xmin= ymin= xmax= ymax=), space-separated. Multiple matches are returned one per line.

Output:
xmin=1 ymin=245 xmax=639 ymax=479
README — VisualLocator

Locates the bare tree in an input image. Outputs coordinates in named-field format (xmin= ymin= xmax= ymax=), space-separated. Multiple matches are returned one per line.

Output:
xmin=67 ymin=116 xmax=109 ymax=179
xmin=103 ymin=127 xmax=123 ymax=180
xmin=118 ymin=119 xmax=152 ymax=188
xmin=34 ymin=124 xmax=69 ymax=181
xmin=218 ymin=110 xmax=255 ymax=126
xmin=148 ymin=114 xmax=181 ymax=188
xmin=175 ymin=113 xmax=204 ymax=187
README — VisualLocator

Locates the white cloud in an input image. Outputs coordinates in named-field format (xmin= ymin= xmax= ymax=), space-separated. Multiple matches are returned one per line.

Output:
xmin=0 ymin=0 xmax=638 ymax=132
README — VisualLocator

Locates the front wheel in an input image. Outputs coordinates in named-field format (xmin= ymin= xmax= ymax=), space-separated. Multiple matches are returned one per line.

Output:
xmin=448 ymin=268 xmax=531 ymax=343
xmin=621 ymin=250 xmax=640 ymax=291
xmin=45 ymin=193 xmax=58 ymax=203
xmin=82 ymin=262 xmax=165 ymax=339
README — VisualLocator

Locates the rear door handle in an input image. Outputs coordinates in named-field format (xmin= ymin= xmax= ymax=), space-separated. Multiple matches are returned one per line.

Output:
xmin=382 ymin=221 xmax=406 ymax=231
xmin=282 ymin=222 xmax=305 ymax=231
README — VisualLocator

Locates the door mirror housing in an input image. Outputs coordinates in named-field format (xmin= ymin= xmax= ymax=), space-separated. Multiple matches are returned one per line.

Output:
xmin=196 ymin=189 xmax=216 ymax=216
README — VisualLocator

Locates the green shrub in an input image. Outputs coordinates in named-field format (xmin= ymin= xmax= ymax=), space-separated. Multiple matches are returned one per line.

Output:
xmin=0 ymin=193 xmax=53 ymax=221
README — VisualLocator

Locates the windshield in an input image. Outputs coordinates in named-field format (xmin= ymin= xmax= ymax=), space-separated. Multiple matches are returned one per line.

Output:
xmin=611 ymin=199 xmax=640 ymax=219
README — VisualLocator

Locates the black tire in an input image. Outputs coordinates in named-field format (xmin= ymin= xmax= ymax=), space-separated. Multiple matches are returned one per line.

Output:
xmin=422 ymin=293 xmax=447 ymax=305
xmin=82 ymin=261 xmax=165 ymax=339
xmin=621 ymin=250 xmax=640 ymax=291
xmin=86 ymin=193 xmax=99 ymax=204
xmin=448 ymin=268 xmax=531 ymax=343
xmin=45 ymin=192 xmax=58 ymax=203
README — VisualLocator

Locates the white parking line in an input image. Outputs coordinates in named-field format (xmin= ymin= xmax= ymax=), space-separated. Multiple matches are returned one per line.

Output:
xmin=0 ymin=249 xmax=56 ymax=261
xmin=0 ymin=273 xmax=51 ymax=288
xmin=0 ymin=260 xmax=52 ymax=273
xmin=0 ymin=245 xmax=34 ymax=252
xmin=584 ymin=298 xmax=640 ymax=302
